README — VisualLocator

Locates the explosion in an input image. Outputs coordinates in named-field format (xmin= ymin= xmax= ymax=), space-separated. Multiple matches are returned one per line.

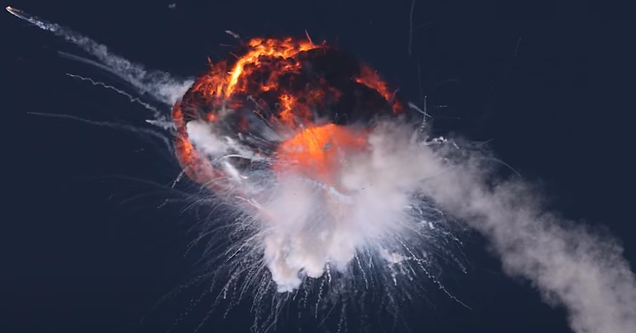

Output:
xmin=172 ymin=37 xmax=403 ymax=194
xmin=171 ymin=36 xmax=434 ymax=291
xmin=8 ymin=6 xmax=636 ymax=333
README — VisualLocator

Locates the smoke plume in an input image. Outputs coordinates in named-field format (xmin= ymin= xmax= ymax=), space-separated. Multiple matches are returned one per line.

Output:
xmin=378 ymin=123 xmax=636 ymax=333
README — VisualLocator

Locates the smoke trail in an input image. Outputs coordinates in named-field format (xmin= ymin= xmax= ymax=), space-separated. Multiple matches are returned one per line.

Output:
xmin=6 ymin=6 xmax=192 ymax=111
xmin=364 ymin=123 xmax=636 ymax=333
xmin=427 ymin=164 xmax=636 ymax=333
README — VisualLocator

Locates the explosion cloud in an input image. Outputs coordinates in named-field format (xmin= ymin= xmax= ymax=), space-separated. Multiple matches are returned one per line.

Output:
xmin=171 ymin=38 xmax=421 ymax=292
xmin=8 ymin=6 xmax=636 ymax=333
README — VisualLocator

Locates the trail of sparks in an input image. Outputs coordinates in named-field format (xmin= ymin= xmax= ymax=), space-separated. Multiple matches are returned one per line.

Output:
xmin=27 ymin=112 xmax=173 ymax=153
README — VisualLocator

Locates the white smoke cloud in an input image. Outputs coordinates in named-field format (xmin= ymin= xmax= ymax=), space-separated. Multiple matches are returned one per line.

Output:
xmin=186 ymin=117 xmax=636 ymax=332
xmin=186 ymin=121 xmax=232 ymax=156
xmin=237 ymin=120 xmax=636 ymax=333
xmin=254 ymin=125 xmax=418 ymax=292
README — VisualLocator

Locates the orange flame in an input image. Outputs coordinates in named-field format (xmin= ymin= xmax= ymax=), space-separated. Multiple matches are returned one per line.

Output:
xmin=355 ymin=64 xmax=404 ymax=114
xmin=172 ymin=102 xmax=218 ymax=185
xmin=225 ymin=38 xmax=317 ymax=97
xmin=192 ymin=37 xmax=321 ymax=104
xmin=275 ymin=124 xmax=368 ymax=185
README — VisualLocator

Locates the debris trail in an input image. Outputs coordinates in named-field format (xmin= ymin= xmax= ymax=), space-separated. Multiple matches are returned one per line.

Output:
xmin=65 ymin=73 xmax=160 ymax=113
xmin=27 ymin=112 xmax=174 ymax=153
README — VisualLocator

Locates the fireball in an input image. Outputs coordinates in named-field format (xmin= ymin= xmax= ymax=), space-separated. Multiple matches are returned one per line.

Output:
xmin=172 ymin=37 xmax=406 ymax=195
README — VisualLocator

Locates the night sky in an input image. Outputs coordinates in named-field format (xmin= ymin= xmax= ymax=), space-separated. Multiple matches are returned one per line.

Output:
xmin=3 ymin=1 xmax=635 ymax=333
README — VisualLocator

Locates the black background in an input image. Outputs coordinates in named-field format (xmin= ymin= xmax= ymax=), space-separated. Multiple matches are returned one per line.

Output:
xmin=2 ymin=1 xmax=635 ymax=332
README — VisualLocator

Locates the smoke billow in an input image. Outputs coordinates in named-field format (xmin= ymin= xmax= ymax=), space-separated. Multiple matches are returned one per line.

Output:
xmin=191 ymin=115 xmax=636 ymax=332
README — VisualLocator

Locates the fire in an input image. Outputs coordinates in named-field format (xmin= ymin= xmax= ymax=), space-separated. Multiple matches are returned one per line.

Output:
xmin=191 ymin=37 xmax=322 ymax=105
xmin=225 ymin=38 xmax=318 ymax=97
xmin=172 ymin=102 xmax=217 ymax=185
xmin=275 ymin=124 xmax=368 ymax=186
xmin=355 ymin=64 xmax=404 ymax=114
xmin=173 ymin=37 xmax=405 ymax=190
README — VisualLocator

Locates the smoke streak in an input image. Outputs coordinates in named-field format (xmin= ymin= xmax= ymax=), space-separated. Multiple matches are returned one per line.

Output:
xmin=6 ymin=6 xmax=192 ymax=113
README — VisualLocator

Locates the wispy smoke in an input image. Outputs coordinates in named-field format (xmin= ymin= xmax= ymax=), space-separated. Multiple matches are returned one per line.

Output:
xmin=52 ymin=25 xmax=192 ymax=106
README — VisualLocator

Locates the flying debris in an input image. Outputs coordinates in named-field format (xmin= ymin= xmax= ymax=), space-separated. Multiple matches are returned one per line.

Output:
xmin=6 ymin=6 xmax=23 ymax=18
xmin=6 ymin=6 xmax=51 ymax=30
xmin=225 ymin=30 xmax=241 ymax=39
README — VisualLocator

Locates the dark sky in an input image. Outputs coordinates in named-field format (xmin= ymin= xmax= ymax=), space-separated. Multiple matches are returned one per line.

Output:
xmin=3 ymin=1 xmax=635 ymax=333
